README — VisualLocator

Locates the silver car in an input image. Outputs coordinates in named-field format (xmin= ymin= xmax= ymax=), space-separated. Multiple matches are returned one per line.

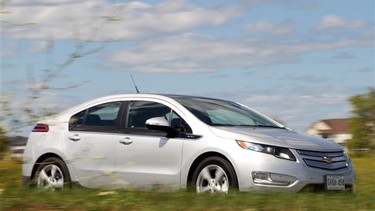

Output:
xmin=22 ymin=94 xmax=356 ymax=192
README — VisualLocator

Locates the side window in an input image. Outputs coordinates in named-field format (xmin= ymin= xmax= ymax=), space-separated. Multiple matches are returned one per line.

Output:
xmin=127 ymin=101 xmax=171 ymax=129
xmin=69 ymin=110 xmax=86 ymax=127
xmin=125 ymin=101 xmax=192 ymax=134
xmin=86 ymin=102 xmax=121 ymax=126
xmin=170 ymin=111 xmax=192 ymax=134
xmin=69 ymin=101 xmax=122 ymax=131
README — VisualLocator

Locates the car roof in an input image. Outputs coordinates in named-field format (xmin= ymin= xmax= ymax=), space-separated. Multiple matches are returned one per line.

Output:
xmin=55 ymin=93 xmax=232 ymax=119
xmin=91 ymin=93 xmax=229 ymax=102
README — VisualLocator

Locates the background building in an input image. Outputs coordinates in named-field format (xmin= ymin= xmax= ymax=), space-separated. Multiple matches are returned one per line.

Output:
xmin=305 ymin=118 xmax=351 ymax=149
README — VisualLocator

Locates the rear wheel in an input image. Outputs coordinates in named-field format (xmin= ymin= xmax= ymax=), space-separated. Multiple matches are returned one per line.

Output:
xmin=192 ymin=156 xmax=238 ymax=193
xmin=34 ymin=157 xmax=71 ymax=190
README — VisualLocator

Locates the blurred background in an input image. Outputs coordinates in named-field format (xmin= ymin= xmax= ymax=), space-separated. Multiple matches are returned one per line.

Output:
xmin=1 ymin=0 xmax=374 ymax=155
xmin=0 ymin=1 xmax=374 ymax=210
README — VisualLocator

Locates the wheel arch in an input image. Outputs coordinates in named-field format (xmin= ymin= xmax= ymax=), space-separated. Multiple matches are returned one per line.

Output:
xmin=187 ymin=151 xmax=238 ymax=188
xmin=30 ymin=153 xmax=66 ymax=180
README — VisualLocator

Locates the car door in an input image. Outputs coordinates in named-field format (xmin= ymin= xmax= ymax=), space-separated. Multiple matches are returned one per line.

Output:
xmin=115 ymin=100 xmax=186 ymax=190
xmin=65 ymin=101 xmax=123 ymax=188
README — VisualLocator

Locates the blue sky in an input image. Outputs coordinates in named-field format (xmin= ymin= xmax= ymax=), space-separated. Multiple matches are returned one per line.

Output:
xmin=1 ymin=0 xmax=374 ymax=135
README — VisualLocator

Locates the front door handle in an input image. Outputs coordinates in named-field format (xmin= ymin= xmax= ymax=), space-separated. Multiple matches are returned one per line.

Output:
xmin=69 ymin=134 xmax=81 ymax=142
xmin=119 ymin=137 xmax=133 ymax=145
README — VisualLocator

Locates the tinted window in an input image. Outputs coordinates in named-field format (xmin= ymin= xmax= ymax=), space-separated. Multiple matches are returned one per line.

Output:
xmin=125 ymin=101 xmax=192 ymax=134
xmin=86 ymin=102 xmax=121 ymax=126
xmin=69 ymin=101 xmax=122 ymax=131
xmin=127 ymin=101 xmax=171 ymax=129
xmin=169 ymin=111 xmax=192 ymax=134
xmin=69 ymin=110 xmax=85 ymax=127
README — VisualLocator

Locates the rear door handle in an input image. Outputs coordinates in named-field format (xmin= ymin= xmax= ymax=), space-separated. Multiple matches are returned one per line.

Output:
xmin=69 ymin=134 xmax=81 ymax=142
xmin=119 ymin=137 xmax=133 ymax=145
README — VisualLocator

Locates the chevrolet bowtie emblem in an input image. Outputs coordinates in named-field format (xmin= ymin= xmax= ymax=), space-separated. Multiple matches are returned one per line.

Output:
xmin=323 ymin=156 xmax=333 ymax=164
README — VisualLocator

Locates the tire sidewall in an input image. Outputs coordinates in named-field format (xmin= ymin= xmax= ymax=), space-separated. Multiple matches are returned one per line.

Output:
xmin=191 ymin=156 xmax=238 ymax=193
xmin=34 ymin=157 xmax=71 ymax=189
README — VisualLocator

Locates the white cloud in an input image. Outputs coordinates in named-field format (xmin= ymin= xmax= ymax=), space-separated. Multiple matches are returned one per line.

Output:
xmin=6 ymin=0 xmax=79 ymax=6
xmin=245 ymin=0 xmax=319 ymax=9
xmin=287 ymin=39 xmax=370 ymax=53
xmin=2 ymin=0 xmax=241 ymax=41
xmin=245 ymin=20 xmax=293 ymax=35
xmin=110 ymin=33 xmax=285 ymax=73
xmin=109 ymin=33 xmax=372 ymax=73
xmin=243 ymin=90 xmax=350 ymax=132
xmin=316 ymin=15 xmax=366 ymax=30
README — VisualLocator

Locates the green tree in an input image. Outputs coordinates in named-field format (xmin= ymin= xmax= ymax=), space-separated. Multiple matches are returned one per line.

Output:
xmin=348 ymin=88 xmax=375 ymax=150
xmin=0 ymin=127 xmax=7 ymax=152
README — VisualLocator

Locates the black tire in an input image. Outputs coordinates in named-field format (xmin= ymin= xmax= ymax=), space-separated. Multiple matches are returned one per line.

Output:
xmin=33 ymin=157 xmax=71 ymax=190
xmin=191 ymin=156 xmax=238 ymax=193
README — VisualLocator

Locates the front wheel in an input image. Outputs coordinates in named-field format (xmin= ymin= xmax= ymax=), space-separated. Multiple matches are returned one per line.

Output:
xmin=192 ymin=156 xmax=238 ymax=193
xmin=34 ymin=157 xmax=71 ymax=190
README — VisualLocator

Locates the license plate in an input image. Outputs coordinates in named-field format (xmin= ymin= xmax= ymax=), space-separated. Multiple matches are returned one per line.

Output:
xmin=325 ymin=175 xmax=345 ymax=190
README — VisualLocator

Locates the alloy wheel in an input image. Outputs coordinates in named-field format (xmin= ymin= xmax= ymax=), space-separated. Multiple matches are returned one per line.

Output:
xmin=196 ymin=164 xmax=229 ymax=193
xmin=37 ymin=164 xmax=65 ymax=190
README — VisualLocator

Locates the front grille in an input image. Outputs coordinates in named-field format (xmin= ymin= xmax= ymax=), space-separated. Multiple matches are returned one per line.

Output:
xmin=297 ymin=150 xmax=348 ymax=170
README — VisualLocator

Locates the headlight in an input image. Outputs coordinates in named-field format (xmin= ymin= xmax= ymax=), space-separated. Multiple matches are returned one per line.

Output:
xmin=236 ymin=140 xmax=296 ymax=161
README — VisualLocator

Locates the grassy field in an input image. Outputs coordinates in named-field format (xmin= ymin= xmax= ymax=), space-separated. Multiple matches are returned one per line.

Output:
xmin=0 ymin=153 xmax=374 ymax=211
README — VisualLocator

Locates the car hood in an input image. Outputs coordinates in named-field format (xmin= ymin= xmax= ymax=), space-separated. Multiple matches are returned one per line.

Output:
xmin=210 ymin=126 xmax=343 ymax=152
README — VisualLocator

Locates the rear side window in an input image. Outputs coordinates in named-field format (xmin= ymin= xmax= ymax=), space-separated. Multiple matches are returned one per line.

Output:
xmin=69 ymin=101 xmax=122 ymax=131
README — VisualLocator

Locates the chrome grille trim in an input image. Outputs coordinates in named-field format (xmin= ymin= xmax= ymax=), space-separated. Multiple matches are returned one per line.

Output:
xmin=297 ymin=150 xmax=348 ymax=170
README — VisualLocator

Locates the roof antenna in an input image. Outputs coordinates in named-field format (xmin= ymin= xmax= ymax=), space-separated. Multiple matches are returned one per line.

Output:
xmin=130 ymin=74 xmax=140 ymax=94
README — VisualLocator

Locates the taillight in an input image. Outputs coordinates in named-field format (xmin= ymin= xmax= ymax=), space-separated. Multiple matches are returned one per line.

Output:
xmin=32 ymin=124 xmax=49 ymax=132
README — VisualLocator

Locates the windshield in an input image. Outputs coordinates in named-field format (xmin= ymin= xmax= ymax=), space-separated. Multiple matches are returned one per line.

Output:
xmin=173 ymin=97 xmax=283 ymax=128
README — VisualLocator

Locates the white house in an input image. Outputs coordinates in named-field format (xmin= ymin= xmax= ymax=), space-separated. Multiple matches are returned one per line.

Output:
xmin=304 ymin=118 xmax=351 ymax=147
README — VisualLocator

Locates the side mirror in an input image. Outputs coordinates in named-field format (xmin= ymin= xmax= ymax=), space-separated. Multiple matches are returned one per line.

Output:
xmin=145 ymin=117 xmax=178 ymax=138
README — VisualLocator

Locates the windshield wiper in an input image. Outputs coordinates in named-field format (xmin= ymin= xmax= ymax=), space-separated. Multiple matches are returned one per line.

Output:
xmin=254 ymin=124 xmax=286 ymax=129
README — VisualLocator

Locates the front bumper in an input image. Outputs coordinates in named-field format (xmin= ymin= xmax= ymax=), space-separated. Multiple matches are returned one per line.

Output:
xmin=233 ymin=149 xmax=356 ymax=192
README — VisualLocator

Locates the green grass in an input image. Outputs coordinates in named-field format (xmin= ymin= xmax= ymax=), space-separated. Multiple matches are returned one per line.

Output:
xmin=0 ymin=153 xmax=374 ymax=211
